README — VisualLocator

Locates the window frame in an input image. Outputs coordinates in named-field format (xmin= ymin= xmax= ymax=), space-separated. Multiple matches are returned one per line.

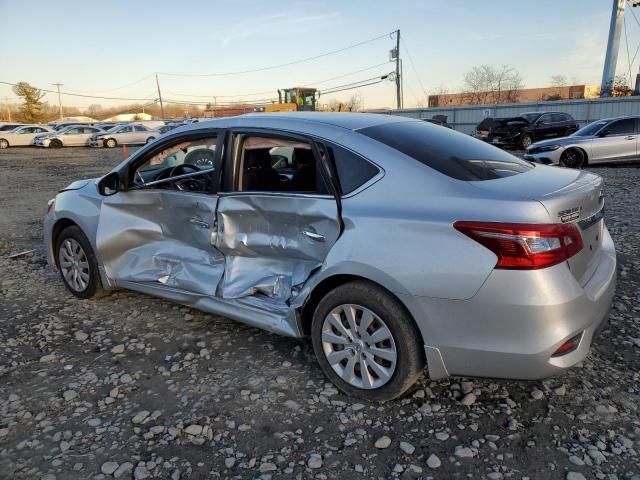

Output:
xmin=319 ymin=141 xmax=383 ymax=198
xmin=118 ymin=128 xmax=225 ymax=195
xmin=223 ymin=128 xmax=337 ymax=199
xmin=603 ymin=118 xmax=637 ymax=136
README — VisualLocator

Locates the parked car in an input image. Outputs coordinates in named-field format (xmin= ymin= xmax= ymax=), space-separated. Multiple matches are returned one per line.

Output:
xmin=34 ymin=125 xmax=105 ymax=148
xmin=479 ymin=112 xmax=579 ymax=149
xmin=44 ymin=113 xmax=616 ymax=401
xmin=90 ymin=123 xmax=157 ymax=148
xmin=424 ymin=114 xmax=452 ymax=129
xmin=155 ymin=124 xmax=180 ymax=135
xmin=0 ymin=125 xmax=53 ymax=148
xmin=0 ymin=123 xmax=24 ymax=132
xmin=525 ymin=116 xmax=640 ymax=168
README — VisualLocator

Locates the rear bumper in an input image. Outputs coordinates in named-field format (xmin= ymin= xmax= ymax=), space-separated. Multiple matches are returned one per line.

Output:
xmin=415 ymin=226 xmax=616 ymax=380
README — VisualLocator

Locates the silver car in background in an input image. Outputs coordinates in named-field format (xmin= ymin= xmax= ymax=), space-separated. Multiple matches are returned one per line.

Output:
xmin=44 ymin=113 xmax=616 ymax=401
xmin=0 ymin=125 xmax=53 ymax=148
xmin=35 ymin=125 xmax=105 ymax=148
xmin=525 ymin=116 xmax=640 ymax=168
xmin=90 ymin=123 xmax=157 ymax=148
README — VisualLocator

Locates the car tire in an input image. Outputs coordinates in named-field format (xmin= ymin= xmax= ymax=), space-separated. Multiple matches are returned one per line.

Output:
xmin=560 ymin=148 xmax=586 ymax=169
xmin=105 ymin=138 xmax=117 ymax=148
xmin=50 ymin=139 xmax=63 ymax=148
xmin=145 ymin=137 xmax=155 ymax=144
xmin=311 ymin=280 xmax=425 ymax=402
xmin=55 ymin=226 xmax=104 ymax=299
xmin=0 ymin=139 xmax=9 ymax=149
xmin=520 ymin=134 xmax=533 ymax=150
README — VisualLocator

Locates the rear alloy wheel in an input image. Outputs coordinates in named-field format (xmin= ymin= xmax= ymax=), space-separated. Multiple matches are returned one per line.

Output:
xmin=520 ymin=134 xmax=533 ymax=150
xmin=560 ymin=148 xmax=585 ymax=169
xmin=105 ymin=138 xmax=117 ymax=148
xmin=0 ymin=139 xmax=9 ymax=149
xmin=49 ymin=139 xmax=63 ymax=148
xmin=56 ymin=226 xmax=103 ymax=299
xmin=145 ymin=137 xmax=155 ymax=144
xmin=311 ymin=281 xmax=425 ymax=401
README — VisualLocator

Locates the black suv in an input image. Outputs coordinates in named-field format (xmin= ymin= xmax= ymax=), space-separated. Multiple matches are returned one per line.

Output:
xmin=477 ymin=111 xmax=579 ymax=149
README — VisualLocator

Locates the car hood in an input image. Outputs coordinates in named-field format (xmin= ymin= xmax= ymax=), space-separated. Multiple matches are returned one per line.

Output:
xmin=531 ymin=135 xmax=594 ymax=148
xmin=60 ymin=179 xmax=94 ymax=192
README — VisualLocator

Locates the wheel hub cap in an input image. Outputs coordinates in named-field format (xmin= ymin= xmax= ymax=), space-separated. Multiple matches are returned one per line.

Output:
xmin=58 ymin=238 xmax=90 ymax=292
xmin=321 ymin=304 xmax=397 ymax=390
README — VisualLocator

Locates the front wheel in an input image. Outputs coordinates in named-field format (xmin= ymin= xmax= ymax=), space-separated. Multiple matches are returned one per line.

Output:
xmin=560 ymin=148 xmax=585 ymax=169
xmin=520 ymin=133 xmax=533 ymax=150
xmin=49 ymin=139 xmax=63 ymax=148
xmin=145 ymin=137 xmax=155 ymax=144
xmin=55 ymin=226 xmax=103 ymax=299
xmin=0 ymin=139 xmax=9 ymax=149
xmin=105 ymin=138 xmax=117 ymax=148
xmin=311 ymin=281 xmax=425 ymax=401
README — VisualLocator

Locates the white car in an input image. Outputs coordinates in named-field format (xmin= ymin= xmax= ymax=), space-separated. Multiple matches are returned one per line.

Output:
xmin=35 ymin=125 xmax=105 ymax=148
xmin=0 ymin=125 xmax=53 ymax=148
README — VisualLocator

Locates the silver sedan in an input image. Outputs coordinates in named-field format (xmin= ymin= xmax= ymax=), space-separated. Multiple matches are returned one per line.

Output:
xmin=90 ymin=123 xmax=157 ymax=148
xmin=0 ymin=125 xmax=53 ymax=148
xmin=525 ymin=116 xmax=640 ymax=168
xmin=43 ymin=113 xmax=616 ymax=401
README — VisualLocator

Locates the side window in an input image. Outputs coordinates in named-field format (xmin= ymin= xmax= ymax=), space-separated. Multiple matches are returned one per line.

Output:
xmin=66 ymin=128 xmax=80 ymax=134
xmin=132 ymin=136 xmax=219 ymax=193
xmin=606 ymin=118 xmax=635 ymax=135
xmin=120 ymin=126 xmax=132 ymax=133
xmin=135 ymin=125 xmax=147 ymax=132
xmin=236 ymin=135 xmax=328 ymax=194
xmin=550 ymin=113 xmax=565 ymax=123
xmin=562 ymin=113 xmax=574 ymax=122
xmin=327 ymin=144 xmax=379 ymax=194
xmin=538 ymin=114 xmax=552 ymax=124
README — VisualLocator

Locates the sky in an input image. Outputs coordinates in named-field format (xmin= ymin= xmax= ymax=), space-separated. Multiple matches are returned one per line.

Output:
xmin=0 ymin=0 xmax=635 ymax=111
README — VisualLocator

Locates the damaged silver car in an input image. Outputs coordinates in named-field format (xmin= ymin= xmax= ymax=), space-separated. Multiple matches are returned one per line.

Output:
xmin=44 ymin=113 xmax=616 ymax=401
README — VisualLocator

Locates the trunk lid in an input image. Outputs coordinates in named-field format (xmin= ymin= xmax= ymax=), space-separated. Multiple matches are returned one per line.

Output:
xmin=469 ymin=165 xmax=605 ymax=285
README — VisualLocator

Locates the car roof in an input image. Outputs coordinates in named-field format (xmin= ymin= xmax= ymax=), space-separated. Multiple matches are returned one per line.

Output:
xmin=174 ymin=112 xmax=414 ymax=134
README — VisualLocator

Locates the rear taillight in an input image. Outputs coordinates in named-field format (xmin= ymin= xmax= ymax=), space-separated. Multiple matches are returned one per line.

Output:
xmin=453 ymin=221 xmax=583 ymax=270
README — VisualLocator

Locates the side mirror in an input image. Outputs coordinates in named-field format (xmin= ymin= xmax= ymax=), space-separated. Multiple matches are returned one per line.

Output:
xmin=98 ymin=171 xmax=120 ymax=196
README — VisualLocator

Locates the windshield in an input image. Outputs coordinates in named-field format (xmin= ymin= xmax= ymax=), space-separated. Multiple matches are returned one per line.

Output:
xmin=519 ymin=113 xmax=541 ymax=123
xmin=572 ymin=120 xmax=608 ymax=137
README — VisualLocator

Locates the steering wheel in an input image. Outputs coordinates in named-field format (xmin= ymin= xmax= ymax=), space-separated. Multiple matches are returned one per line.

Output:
xmin=169 ymin=163 xmax=208 ymax=191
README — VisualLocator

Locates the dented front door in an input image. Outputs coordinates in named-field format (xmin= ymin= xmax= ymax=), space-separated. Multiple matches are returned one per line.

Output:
xmin=96 ymin=189 xmax=225 ymax=296
xmin=215 ymin=193 xmax=340 ymax=301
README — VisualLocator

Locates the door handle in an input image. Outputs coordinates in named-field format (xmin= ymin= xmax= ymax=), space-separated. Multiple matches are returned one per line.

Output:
xmin=188 ymin=217 xmax=210 ymax=229
xmin=302 ymin=229 xmax=325 ymax=242
xmin=625 ymin=135 xmax=636 ymax=140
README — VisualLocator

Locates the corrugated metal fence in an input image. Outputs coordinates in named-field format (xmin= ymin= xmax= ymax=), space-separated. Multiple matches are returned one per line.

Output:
xmin=386 ymin=96 xmax=640 ymax=135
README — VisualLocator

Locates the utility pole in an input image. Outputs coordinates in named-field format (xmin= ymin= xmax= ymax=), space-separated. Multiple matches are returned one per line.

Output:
xmin=155 ymin=73 xmax=165 ymax=119
xmin=395 ymin=29 xmax=401 ymax=109
xmin=52 ymin=82 xmax=63 ymax=121
xmin=601 ymin=0 xmax=626 ymax=96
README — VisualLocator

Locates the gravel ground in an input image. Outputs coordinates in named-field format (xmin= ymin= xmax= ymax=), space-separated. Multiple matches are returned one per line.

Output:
xmin=0 ymin=147 xmax=638 ymax=480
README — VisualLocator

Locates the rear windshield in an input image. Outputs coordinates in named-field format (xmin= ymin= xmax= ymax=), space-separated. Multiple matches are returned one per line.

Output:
xmin=358 ymin=121 xmax=534 ymax=181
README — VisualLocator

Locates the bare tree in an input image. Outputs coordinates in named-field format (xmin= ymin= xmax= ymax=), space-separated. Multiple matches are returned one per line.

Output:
xmin=550 ymin=75 xmax=568 ymax=98
xmin=12 ymin=82 xmax=45 ymax=122
xmin=462 ymin=65 xmax=523 ymax=105
xmin=86 ymin=104 xmax=103 ymax=118
xmin=606 ymin=74 xmax=633 ymax=97
xmin=345 ymin=92 xmax=363 ymax=112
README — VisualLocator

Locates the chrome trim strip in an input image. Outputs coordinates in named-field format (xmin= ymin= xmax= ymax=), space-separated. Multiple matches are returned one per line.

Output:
xmin=578 ymin=203 xmax=605 ymax=230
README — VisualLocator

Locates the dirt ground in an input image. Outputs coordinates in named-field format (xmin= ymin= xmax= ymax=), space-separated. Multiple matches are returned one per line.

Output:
xmin=0 ymin=147 xmax=639 ymax=480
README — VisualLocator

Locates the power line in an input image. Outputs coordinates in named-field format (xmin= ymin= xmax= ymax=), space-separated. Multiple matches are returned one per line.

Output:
xmin=400 ymin=36 xmax=427 ymax=102
xmin=161 ymin=62 xmax=392 ymax=100
xmin=0 ymin=81 xmax=158 ymax=101
xmin=63 ymin=73 xmax=155 ymax=94
xmin=157 ymin=31 xmax=396 ymax=77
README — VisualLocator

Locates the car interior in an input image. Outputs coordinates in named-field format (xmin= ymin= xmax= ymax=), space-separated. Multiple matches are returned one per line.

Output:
xmin=133 ymin=137 xmax=218 ymax=193
xmin=237 ymin=136 xmax=328 ymax=193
